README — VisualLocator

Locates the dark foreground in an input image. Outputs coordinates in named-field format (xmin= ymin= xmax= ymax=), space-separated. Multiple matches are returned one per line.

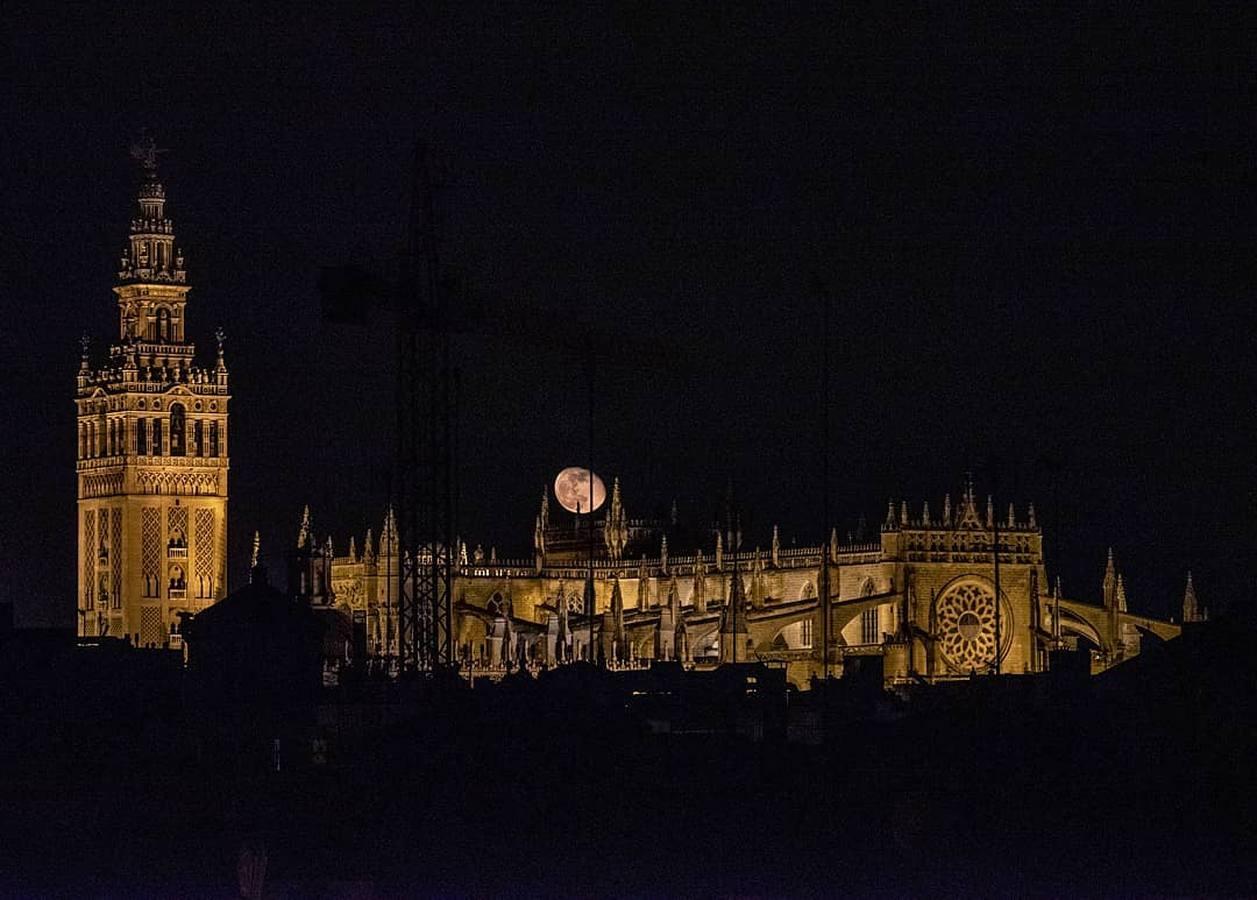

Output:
xmin=2 ymin=621 xmax=1255 ymax=897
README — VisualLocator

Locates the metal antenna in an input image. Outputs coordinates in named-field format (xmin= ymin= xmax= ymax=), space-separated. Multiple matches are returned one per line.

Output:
xmin=396 ymin=142 xmax=454 ymax=673
xmin=813 ymin=275 xmax=833 ymax=686
xmin=991 ymin=460 xmax=1001 ymax=676
xmin=587 ymin=344 xmax=596 ymax=665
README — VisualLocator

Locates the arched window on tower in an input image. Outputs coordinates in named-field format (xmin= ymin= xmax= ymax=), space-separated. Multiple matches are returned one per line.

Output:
xmin=209 ymin=421 xmax=219 ymax=457
xmin=152 ymin=418 xmax=163 ymax=456
xmin=79 ymin=425 xmax=87 ymax=459
xmin=193 ymin=419 xmax=203 ymax=457
xmin=156 ymin=308 xmax=172 ymax=342
xmin=169 ymin=404 xmax=186 ymax=456
xmin=137 ymin=418 xmax=147 ymax=455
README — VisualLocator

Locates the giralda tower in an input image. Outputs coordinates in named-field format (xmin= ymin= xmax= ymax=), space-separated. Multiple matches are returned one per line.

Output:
xmin=75 ymin=138 xmax=230 ymax=645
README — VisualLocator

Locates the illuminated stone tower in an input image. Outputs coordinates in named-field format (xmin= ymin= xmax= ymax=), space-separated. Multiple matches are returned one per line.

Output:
xmin=75 ymin=138 xmax=230 ymax=645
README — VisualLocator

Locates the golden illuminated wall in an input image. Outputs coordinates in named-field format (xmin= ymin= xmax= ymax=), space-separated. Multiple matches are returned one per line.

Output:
xmin=326 ymin=484 xmax=1178 ymax=685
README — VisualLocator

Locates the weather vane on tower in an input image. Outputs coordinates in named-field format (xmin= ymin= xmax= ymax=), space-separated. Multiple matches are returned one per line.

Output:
xmin=129 ymin=130 xmax=166 ymax=172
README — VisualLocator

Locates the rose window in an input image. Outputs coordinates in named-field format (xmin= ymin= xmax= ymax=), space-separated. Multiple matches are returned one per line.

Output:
xmin=935 ymin=580 xmax=1010 ymax=672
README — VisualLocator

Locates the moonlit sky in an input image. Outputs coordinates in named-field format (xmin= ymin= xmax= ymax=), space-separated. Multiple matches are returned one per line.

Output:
xmin=1 ymin=5 xmax=1251 ymax=625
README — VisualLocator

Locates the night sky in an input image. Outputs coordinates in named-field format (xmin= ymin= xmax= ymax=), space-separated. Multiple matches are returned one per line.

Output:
xmin=2 ymin=5 xmax=1250 ymax=626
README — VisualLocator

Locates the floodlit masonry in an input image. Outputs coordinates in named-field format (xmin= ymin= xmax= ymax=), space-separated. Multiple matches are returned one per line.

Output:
xmin=309 ymin=476 xmax=1192 ymax=688
xmin=75 ymin=139 xmax=230 ymax=645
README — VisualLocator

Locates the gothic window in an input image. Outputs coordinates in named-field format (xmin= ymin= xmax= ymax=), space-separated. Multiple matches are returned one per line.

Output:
xmin=169 ymin=403 xmax=186 ymax=456
xmin=156 ymin=308 xmax=172 ymax=342
xmin=209 ymin=421 xmax=219 ymax=457
xmin=486 ymin=593 xmax=504 ymax=617
xmin=934 ymin=579 xmax=1009 ymax=673
xmin=801 ymin=618 xmax=814 ymax=648
xmin=137 ymin=418 xmax=147 ymax=455
xmin=152 ymin=418 xmax=163 ymax=456
xmin=193 ymin=419 xmax=203 ymax=456
xmin=861 ymin=607 xmax=880 ymax=645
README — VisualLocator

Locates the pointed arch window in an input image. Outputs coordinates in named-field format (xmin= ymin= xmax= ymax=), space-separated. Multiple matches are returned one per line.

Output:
xmin=169 ymin=403 xmax=186 ymax=456
xmin=209 ymin=421 xmax=219 ymax=457
xmin=152 ymin=418 xmax=163 ymax=456
xmin=193 ymin=419 xmax=203 ymax=456
xmin=137 ymin=418 xmax=147 ymax=455
xmin=156 ymin=308 xmax=172 ymax=342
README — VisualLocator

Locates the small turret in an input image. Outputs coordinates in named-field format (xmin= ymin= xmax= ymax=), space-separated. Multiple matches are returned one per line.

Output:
xmin=771 ymin=525 xmax=780 ymax=567
xmin=1102 ymin=548 xmax=1117 ymax=608
xmin=921 ymin=500 xmax=931 ymax=526
xmin=1182 ymin=571 xmax=1205 ymax=623
xmin=297 ymin=505 xmax=312 ymax=549
xmin=943 ymin=493 xmax=952 ymax=527
xmin=380 ymin=506 xmax=398 ymax=557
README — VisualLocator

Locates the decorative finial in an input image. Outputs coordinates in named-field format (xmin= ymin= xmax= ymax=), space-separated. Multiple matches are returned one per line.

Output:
xmin=297 ymin=505 xmax=312 ymax=548
xmin=129 ymin=130 xmax=165 ymax=172
xmin=79 ymin=333 xmax=91 ymax=372
xmin=251 ymin=530 xmax=261 ymax=568
xmin=215 ymin=327 xmax=225 ymax=354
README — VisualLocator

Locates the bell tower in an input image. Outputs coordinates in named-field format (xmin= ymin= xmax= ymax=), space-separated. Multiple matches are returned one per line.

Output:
xmin=75 ymin=136 xmax=230 ymax=645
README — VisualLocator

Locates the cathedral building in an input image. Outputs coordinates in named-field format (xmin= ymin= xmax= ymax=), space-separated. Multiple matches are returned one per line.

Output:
xmin=318 ymin=476 xmax=1184 ymax=687
xmin=75 ymin=140 xmax=229 ymax=645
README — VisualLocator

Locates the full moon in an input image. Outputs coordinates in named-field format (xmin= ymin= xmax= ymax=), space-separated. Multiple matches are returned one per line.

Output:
xmin=554 ymin=467 xmax=607 ymax=514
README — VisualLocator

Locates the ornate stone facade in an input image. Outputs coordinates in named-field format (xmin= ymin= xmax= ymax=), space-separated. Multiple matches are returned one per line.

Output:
xmin=75 ymin=140 xmax=229 ymax=644
xmin=321 ymin=477 xmax=1181 ymax=686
